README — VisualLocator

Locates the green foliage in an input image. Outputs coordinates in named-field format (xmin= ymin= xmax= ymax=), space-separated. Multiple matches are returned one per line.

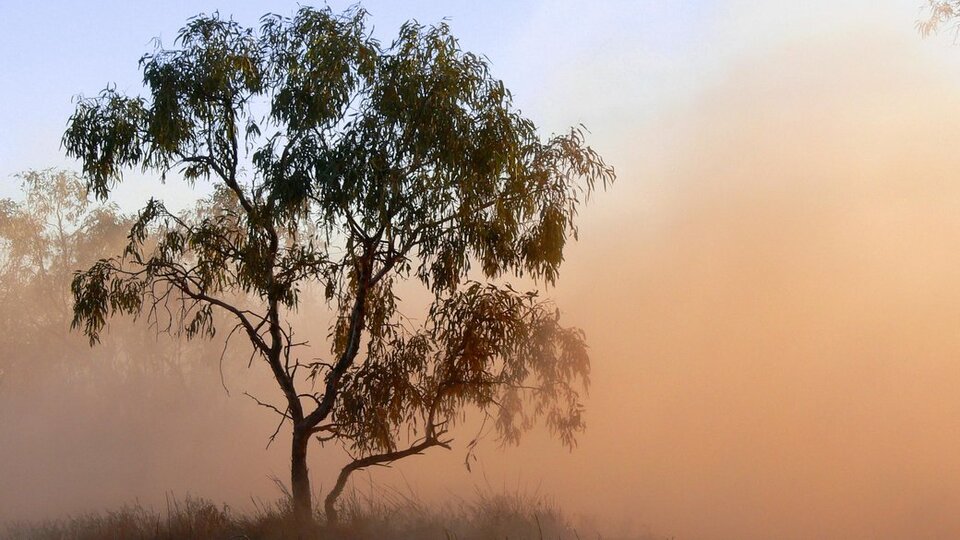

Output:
xmin=62 ymin=5 xmax=613 ymax=513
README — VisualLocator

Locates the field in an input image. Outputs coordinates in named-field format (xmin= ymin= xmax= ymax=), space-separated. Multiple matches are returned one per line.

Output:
xmin=3 ymin=489 xmax=664 ymax=540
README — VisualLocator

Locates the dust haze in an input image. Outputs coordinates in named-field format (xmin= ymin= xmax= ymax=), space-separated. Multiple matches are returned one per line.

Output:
xmin=6 ymin=2 xmax=960 ymax=539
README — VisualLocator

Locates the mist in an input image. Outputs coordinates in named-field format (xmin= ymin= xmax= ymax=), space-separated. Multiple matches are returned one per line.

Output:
xmin=539 ymin=7 xmax=960 ymax=538
xmin=6 ymin=1 xmax=960 ymax=539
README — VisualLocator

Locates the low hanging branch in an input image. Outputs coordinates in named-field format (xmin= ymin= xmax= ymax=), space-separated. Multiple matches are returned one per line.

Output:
xmin=323 ymin=430 xmax=452 ymax=525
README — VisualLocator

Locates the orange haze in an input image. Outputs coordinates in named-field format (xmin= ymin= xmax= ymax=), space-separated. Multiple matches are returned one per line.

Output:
xmin=8 ymin=2 xmax=960 ymax=539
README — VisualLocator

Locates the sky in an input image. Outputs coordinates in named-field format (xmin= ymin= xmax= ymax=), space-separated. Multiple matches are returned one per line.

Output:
xmin=0 ymin=0 xmax=719 ymax=207
xmin=7 ymin=1 xmax=960 ymax=539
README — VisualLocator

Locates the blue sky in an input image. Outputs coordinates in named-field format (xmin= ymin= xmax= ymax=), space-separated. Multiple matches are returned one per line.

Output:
xmin=0 ymin=0 xmax=719 ymax=208
xmin=1 ymin=0 xmax=952 ymax=211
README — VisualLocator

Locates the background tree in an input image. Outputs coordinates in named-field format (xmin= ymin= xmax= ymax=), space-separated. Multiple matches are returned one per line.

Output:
xmin=0 ymin=170 xmax=128 ymax=384
xmin=0 ymin=168 xmax=226 ymax=398
xmin=0 ymin=171 xmax=261 ymax=522
xmin=63 ymin=6 xmax=614 ymax=529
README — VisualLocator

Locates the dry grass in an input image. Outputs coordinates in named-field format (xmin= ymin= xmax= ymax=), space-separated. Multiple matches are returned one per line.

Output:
xmin=2 ymin=487 xmax=665 ymax=539
xmin=331 ymin=485 xmax=575 ymax=540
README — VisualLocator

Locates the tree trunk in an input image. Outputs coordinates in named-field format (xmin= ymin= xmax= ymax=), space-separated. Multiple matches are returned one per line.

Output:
xmin=291 ymin=427 xmax=314 ymax=535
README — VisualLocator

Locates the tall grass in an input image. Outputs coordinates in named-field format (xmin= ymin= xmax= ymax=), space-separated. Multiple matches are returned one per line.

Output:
xmin=330 ymin=484 xmax=576 ymax=540
xmin=3 ymin=488 xmax=666 ymax=539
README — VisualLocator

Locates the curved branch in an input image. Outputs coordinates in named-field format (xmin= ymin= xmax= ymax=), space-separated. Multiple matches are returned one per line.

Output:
xmin=323 ymin=432 xmax=452 ymax=525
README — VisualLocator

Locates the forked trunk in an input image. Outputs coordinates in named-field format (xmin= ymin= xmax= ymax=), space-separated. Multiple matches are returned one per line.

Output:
xmin=291 ymin=427 xmax=314 ymax=535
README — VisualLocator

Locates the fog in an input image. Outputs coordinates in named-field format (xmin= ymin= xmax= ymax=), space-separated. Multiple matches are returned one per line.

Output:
xmin=540 ymin=8 xmax=960 ymax=538
xmin=6 ymin=1 xmax=960 ymax=539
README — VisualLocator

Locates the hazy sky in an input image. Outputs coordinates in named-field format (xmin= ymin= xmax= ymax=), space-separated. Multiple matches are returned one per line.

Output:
xmin=7 ymin=1 xmax=960 ymax=539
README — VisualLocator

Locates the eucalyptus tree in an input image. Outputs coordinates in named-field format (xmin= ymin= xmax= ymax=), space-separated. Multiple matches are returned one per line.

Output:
xmin=63 ymin=6 xmax=613 ymax=529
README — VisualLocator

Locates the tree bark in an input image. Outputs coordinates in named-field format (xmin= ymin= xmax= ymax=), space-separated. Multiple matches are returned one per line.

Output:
xmin=291 ymin=426 xmax=314 ymax=534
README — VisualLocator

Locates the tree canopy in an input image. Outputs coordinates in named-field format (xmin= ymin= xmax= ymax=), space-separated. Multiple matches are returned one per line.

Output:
xmin=63 ymin=6 xmax=613 ymax=528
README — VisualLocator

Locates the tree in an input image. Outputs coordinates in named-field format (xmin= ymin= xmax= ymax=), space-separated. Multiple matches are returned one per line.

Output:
xmin=63 ymin=6 xmax=614 ymax=531
xmin=0 ymin=170 xmax=128 ymax=384
xmin=919 ymin=1 xmax=960 ymax=36
xmin=0 ymin=169 xmax=225 ymax=400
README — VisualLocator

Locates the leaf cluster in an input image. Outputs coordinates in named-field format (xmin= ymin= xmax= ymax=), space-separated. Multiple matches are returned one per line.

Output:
xmin=333 ymin=282 xmax=589 ymax=457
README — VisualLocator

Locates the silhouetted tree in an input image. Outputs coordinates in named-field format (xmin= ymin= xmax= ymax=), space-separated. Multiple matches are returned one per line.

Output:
xmin=63 ymin=6 xmax=613 ymax=530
